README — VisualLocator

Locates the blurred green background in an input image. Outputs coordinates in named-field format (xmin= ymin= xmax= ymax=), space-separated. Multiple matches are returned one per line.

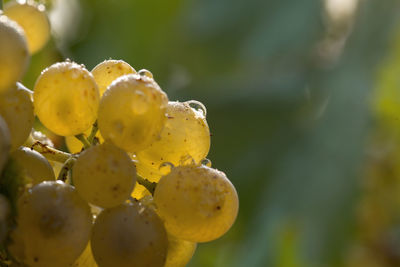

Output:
xmin=16 ymin=0 xmax=400 ymax=266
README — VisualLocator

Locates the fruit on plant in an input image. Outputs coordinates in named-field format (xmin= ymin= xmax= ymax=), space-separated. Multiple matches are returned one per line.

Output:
xmin=0 ymin=83 xmax=34 ymax=151
xmin=136 ymin=101 xmax=210 ymax=181
xmin=91 ymin=201 xmax=168 ymax=267
xmin=165 ymin=235 xmax=197 ymax=267
xmin=8 ymin=181 xmax=92 ymax=267
xmin=4 ymin=1 xmax=50 ymax=54
xmin=154 ymin=165 xmax=239 ymax=242
xmin=65 ymin=127 xmax=104 ymax=153
xmin=11 ymin=146 xmax=55 ymax=185
xmin=72 ymin=142 xmax=136 ymax=208
xmin=0 ymin=15 xmax=29 ymax=93
xmin=33 ymin=61 xmax=100 ymax=136
xmin=0 ymin=116 xmax=11 ymax=173
xmin=73 ymin=242 xmax=98 ymax=267
xmin=98 ymin=74 xmax=168 ymax=153
xmin=91 ymin=59 xmax=136 ymax=96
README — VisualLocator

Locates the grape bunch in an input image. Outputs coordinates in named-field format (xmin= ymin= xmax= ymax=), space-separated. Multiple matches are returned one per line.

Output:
xmin=0 ymin=1 xmax=239 ymax=267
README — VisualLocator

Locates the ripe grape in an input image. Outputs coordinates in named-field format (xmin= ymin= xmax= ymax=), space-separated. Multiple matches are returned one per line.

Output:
xmin=136 ymin=101 xmax=210 ymax=181
xmin=11 ymin=146 xmax=55 ymax=185
xmin=91 ymin=201 xmax=168 ymax=267
xmin=0 ymin=83 xmax=34 ymax=151
xmin=91 ymin=59 xmax=136 ymax=96
xmin=131 ymin=182 xmax=150 ymax=199
xmin=65 ymin=127 xmax=104 ymax=154
xmin=165 ymin=235 xmax=197 ymax=267
xmin=73 ymin=242 xmax=98 ymax=267
xmin=4 ymin=1 xmax=50 ymax=54
xmin=154 ymin=165 xmax=239 ymax=242
xmin=98 ymin=74 xmax=168 ymax=153
xmin=72 ymin=143 xmax=136 ymax=208
xmin=33 ymin=61 xmax=100 ymax=136
xmin=0 ymin=116 xmax=11 ymax=173
xmin=0 ymin=16 xmax=29 ymax=93
xmin=8 ymin=181 xmax=92 ymax=267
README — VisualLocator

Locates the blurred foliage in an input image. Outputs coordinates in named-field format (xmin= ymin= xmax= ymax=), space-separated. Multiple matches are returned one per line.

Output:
xmin=20 ymin=0 xmax=400 ymax=266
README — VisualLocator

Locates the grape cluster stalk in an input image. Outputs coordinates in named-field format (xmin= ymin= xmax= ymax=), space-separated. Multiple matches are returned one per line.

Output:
xmin=0 ymin=1 xmax=239 ymax=267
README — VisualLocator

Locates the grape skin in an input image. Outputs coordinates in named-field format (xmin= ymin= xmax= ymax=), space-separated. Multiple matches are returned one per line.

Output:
xmin=33 ymin=61 xmax=100 ymax=136
xmin=0 ymin=15 xmax=29 ymax=93
xmin=4 ymin=1 xmax=50 ymax=54
xmin=8 ymin=181 xmax=92 ymax=267
xmin=154 ymin=165 xmax=239 ymax=243
xmin=0 ymin=116 xmax=11 ymax=173
xmin=98 ymin=74 xmax=168 ymax=153
xmin=91 ymin=59 xmax=136 ymax=96
xmin=72 ymin=143 xmax=136 ymax=208
xmin=11 ymin=146 xmax=55 ymax=185
xmin=91 ymin=202 xmax=168 ymax=267
xmin=136 ymin=101 xmax=210 ymax=181
xmin=165 ymin=235 xmax=197 ymax=267
xmin=0 ymin=83 xmax=34 ymax=151
xmin=72 ymin=242 xmax=98 ymax=267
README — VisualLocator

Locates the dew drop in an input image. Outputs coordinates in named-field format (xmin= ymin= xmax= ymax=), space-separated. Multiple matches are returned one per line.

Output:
xmin=138 ymin=69 xmax=153 ymax=79
xmin=186 ymin=100 xmax=207 ymax=117
xmin=200 ymin=158 xmax=212 ymax=167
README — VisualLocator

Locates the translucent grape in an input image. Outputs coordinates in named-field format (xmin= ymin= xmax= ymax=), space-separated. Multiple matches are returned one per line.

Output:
xmin=4 ymin=1 xmax=50 ymax=54
xmin=0 ymin=83 xmax=34 ymax=151
xmin=154 ymin=165 xmax=239 ymax=242
xmin=11 ymin=146 xmax=55 ymax=185
xmin=65 ymin=127 xmax=104 ymax=154
xmin=72 ymin=242 xmax=98 ymax=267
xmin=136 ymin=101 xmax=210 ymax=181
xmin=0 ymin=15 xmax=29 ymax=93
xmin=165 ymin=235 xmax=197 ymax=267
xmin=0 ymin=116 xmax=11 ymax=173
xmin=91 ymin=59 xmax=136 ymax=96
xmin=8 ymin=181 xmax=92 ymax=267
xmin=98 ymin=74 xmax=168 ymax=153
xmin=72 ymin=143 xmax=136 ymax=208
xmin=91 ymin=202 xmax=168 ymax=267
xmin=33 ymin=61 xmax=100 ymax=136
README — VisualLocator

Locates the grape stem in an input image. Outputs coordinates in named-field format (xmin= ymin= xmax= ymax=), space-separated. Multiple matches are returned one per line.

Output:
xmin=87 ymin=121 xmax=98 ymax=144
xmin=74 ymin=134 xmax=91 ymax=149
xmin=57 ymin=157 xmax=76 ymax=182
xmin=30 ymin=141 xmax=72 ymax=163
xmin=136 ymin=175 xmax=157 ymax=195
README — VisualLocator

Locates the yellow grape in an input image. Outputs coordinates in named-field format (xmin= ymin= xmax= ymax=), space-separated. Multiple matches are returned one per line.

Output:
xmin=91 ymin=202 xmax=168 ymax=267
xmin=165 ymin=235 xmax=197 ymax=267
xmin=33 ymin=61 xmax=100 ymax=136
xmin=154 ymin=165 xmax=239 ymax=243
xmin=0 ymin=116 xmax=11 ymax=173
xmin=4 ymin=1 xmax=50 ymax=54
xmin=130 ymin=182 xmax=150 ymax=199
xmin=65 ymin=127 xmax=104 ymax=154
xmin=72 ymin=143 xmax=136 ymax=208
xmin=0 ymin=15 xmax=29 ymax=93
xmin=136 ymin=101 xmax=210 ymax=181
xmin=72 ymin=242 xmax=98 ymax=267
xmin=98 ymin=74 xmax=168 ymax=153
xmin=0 ymin=83 xmax=34 ymax=151
xmin=8 ymin=181 xmax=92 ymax=267
xmin=91 ymin=59 xmax=136 ymax=96
xmin=11 ymin=146 xmax=55 ymax=185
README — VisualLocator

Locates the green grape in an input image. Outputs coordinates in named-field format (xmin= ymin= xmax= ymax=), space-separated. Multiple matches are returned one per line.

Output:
xmin=0 ymin=83 xmax=34 ymax=151
xmin=11 ymin=146 xmax=55 ymax=185
xmin=154 ymin=165 xmax=239 ymax=243
xmin=165 ymin=235 xmax=197 ymax=267
xmin=4 ymin=1 xmax=50 ymax=54
xmin=136 ymin=101 xmax=210 ymax=182
xmin=8 ymin=181 xmax=92 ymax=267
xmin=0 ymin=116 xmax=11 ymax=173
xmin=91 ymin=202 xmax=168 ymax=267
xmin=91 ymin=59 xmax=136 ymax=96
xmin=65 ymin=127 xmax=104 ymax=153
xmin=33 ymin=61 xmax=100 ymax=136
xmin=0 ymin=15 xmax=29 ymax=93
xmin=72 ymin=143 xmax=136 ymax=208
xmin=73 ymin=242 xmax=98 ymax=267
xmin=98 ymin=74 xmax=168 ymax=153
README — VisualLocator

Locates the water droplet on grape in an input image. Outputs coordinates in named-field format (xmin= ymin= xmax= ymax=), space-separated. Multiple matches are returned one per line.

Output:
xmin=186 ymin=100 xmax=207 ymax=117
xmin=138 ymin=69 xmax=153 ymax=79
xmin=200 ymin=158 xmax=212 ymax=167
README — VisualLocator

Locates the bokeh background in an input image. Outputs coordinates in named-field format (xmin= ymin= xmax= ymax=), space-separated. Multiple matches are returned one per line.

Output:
xmin=13 ymin=0 xmax=400 ymax=266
